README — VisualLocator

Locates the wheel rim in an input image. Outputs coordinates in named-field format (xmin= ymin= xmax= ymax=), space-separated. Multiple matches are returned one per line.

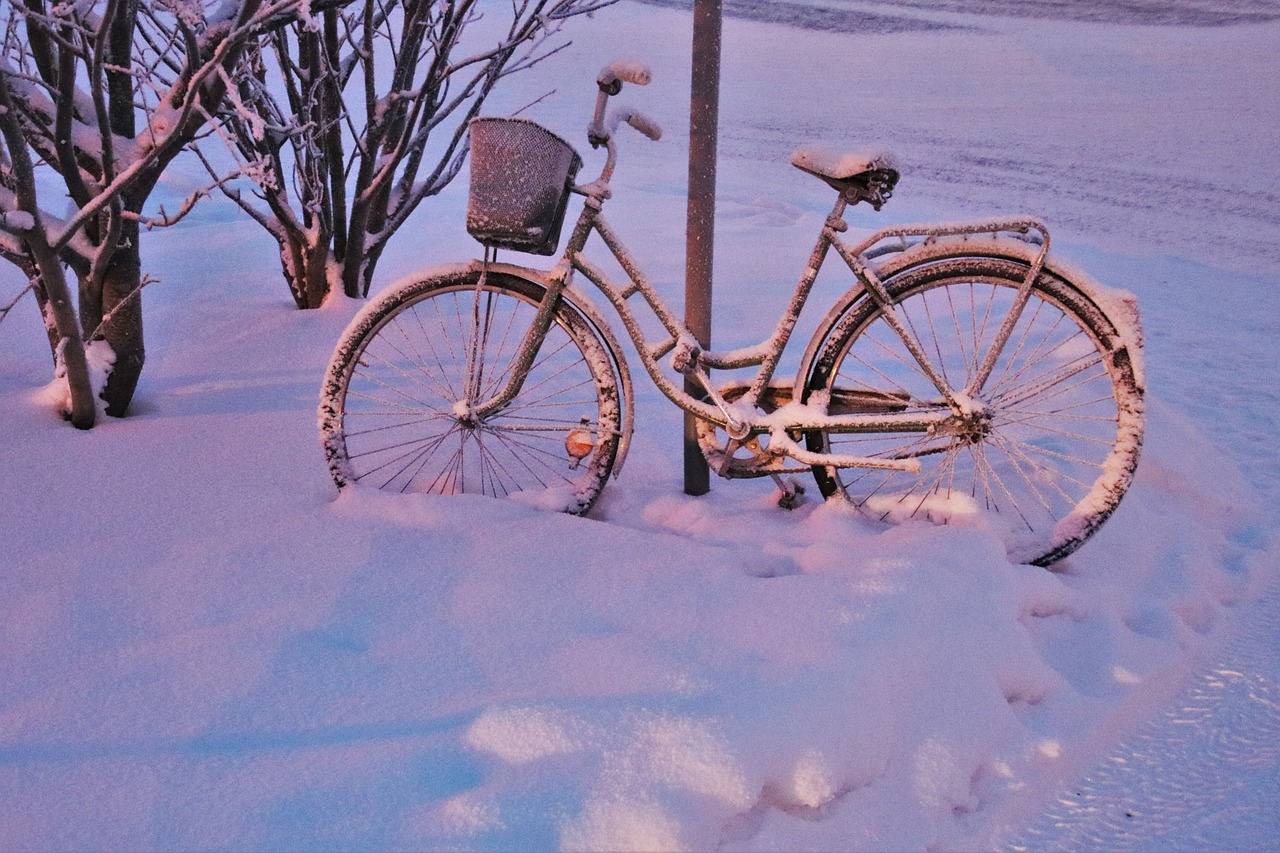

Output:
xmin=336 ymin=281 xmax=619 ymax=509
xmin=814 ymin=271 xmax=1136 ymax=563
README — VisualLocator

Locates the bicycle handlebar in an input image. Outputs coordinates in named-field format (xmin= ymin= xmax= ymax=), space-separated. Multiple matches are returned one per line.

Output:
xmin=609 ymin=107 xmax=663 ymax=142
xmin=590 ymin=60 xmax=661 ymax=148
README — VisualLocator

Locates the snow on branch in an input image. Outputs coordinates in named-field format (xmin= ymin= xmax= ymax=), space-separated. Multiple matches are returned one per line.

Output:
xmin=1 ymin=0 xmax=351 ymax=422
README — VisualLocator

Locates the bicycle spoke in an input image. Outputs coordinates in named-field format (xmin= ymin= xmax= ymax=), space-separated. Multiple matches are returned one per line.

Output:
xmin=993 ymin=432 xmax=1109 ymax=480
xmin=473 ymin=431 xmax=534 ymax=496
xmin=483 ymin=428 xmax=565 ymax=486
xmin=355 ymin=426 xmax=460 ymax=491
xmin=473 ymin=289 xmax=528 ymax=402
xmin=995 ymin=391 xmax=1119 ymax=422
xmin=420 ymin=434 xmax=468 ymax=496
xmin=347 ymin=364 xmax=451 ymax=414
xmin=985 ymin=299 xmax=1054 ymax=397
xmin=986 ymin=435 xmax=1063 ymax=515
xmin=325 ymin=275 xmax=622 ymax=512
xmin=480 ymin=323 xmax=576 ymax=402
xmin=991 ymin=338 xmax=1099 ymax=407
xmin=343 ymin=413 xmax=456 ymax=440
xmin=407 ymin=301 xmax=467 ymax=402
xmin=356 ymin=333 xmax=456 ymax=402
xmin=993 ymin=354 xmax=1111 ymax=412
xmin=900 ymin=443 xmax=965 ymax=521
xmin=898 ymin=293 xmax=951 ymax=392
xmin=836 ymin=330 xmax=929 ymax=401
xmin=995 ymin=412 xmax=1118 ymax=445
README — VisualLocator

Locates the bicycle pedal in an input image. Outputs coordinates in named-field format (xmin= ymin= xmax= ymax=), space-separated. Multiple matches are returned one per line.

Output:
xmin=770 ymin=474 xmax=806 ymax=510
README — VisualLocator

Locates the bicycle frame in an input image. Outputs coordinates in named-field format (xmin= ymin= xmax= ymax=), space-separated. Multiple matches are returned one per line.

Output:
xmin=466 ymin=136 xmax=1052 ymax=478
xmin=320 ymin=62 xmax=1143 ymax=565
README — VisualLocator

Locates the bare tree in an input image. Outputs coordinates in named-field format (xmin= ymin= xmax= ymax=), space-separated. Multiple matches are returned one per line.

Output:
xmin=0 ymin=0 xmax=318 ymax=426
xmin=207 ymin=0 xmax=612 ymax=309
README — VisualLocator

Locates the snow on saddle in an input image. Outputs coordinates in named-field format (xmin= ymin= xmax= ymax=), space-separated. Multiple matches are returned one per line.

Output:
xmin=791 ymin=145 xmax=900 ymax=209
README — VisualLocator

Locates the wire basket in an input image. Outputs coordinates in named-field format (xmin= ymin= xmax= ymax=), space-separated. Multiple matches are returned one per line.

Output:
xmin=467 ymin=117 xmax=583 ymax=256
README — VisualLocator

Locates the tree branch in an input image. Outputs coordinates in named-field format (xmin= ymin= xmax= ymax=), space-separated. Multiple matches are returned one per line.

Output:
xmin=0 ymin=280 xmax=34 ymax=325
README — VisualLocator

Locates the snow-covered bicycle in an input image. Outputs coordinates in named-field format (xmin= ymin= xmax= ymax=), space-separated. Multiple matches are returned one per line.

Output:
xmin=319 ymin=61 xmax=1145 ymax=566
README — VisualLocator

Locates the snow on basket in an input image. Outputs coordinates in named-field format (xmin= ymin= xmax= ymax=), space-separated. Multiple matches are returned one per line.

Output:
xmin=467 ymin=117 xmax=583 ymax=256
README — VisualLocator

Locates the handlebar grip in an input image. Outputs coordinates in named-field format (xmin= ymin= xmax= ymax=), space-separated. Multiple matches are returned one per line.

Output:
xmin=603 ymin=108 xmax=663 ymax=143
xmin=625 ymin=111 xmax=663 ymax=142
xmin=597 ymin=60 xmax=652 ymax=93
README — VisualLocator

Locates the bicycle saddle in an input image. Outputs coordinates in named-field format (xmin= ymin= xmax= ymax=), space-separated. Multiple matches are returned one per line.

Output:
xmin=791 ymin=145 xmax=900 ymax=209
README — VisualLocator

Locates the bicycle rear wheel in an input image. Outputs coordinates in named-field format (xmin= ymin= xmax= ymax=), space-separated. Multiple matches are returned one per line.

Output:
xmin=320 ymin=270 xmax=622 ymax=513
xmin=803 ymin=256 xmax=1143 ymax=566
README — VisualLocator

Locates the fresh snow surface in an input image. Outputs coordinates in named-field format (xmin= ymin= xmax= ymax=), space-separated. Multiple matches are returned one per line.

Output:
xmin=2 ymin=1 xmax=1278 ymax=850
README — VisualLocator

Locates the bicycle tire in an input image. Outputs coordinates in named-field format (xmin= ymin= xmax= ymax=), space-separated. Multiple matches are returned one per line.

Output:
xmin=802 ymin=255 xmax=1144 ymax=566
xmin=319 ymin=269 xmax=623 ymax=513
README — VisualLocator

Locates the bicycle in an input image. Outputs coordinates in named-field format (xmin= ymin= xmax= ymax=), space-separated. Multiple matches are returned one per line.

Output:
xmin=318 ymin=60 xmax=1145 ymax=566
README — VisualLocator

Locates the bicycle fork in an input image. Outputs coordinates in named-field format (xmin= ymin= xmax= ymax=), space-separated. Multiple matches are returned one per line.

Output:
xmin=464 ymin=202 xmax=602 ymax=424
xmin=463 ymin=263 xmax=572 ymax=423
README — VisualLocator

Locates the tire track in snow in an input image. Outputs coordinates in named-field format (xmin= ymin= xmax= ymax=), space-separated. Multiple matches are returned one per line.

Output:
xmin=721 ymin=120 xmax=1280 ymax=271
xmin=1006 ymin=574 xmax=1280 ymax=851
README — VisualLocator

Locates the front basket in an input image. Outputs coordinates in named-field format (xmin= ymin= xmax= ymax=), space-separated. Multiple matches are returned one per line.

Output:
xmin=466 ymin=117 xmax=583 ymax=256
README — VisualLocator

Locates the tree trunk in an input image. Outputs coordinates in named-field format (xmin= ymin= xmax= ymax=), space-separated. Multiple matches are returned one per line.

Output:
xmin=27 ymin=240 xmax=96 ymax=428
xmin=81 ymin=219 xmax=145 ymax=417
xmin=357 ymin=238 xmax=386 ymax=298
xmin=340 ymin=218 xmax=368 ymax=299
xmin=94 ymin=0 xmax=144 ymax=418
xmin=31 ymin=279 xmax=60 ymax=361
xmin=279 ymin=229 xmax=332 ymax=310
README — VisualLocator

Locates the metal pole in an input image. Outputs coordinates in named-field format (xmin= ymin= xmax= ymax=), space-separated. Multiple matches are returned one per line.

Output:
xmin=684 ymin=0 xmax=721 ymax=496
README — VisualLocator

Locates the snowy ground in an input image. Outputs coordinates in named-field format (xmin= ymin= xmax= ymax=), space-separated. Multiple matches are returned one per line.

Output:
xmin=2 ymin=1 xmax=1278 ymax=850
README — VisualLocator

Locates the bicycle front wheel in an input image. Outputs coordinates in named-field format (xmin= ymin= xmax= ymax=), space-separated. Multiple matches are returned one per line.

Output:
xmin=320 ymin=270 xmax=622 ymax=513
xmin=803 ymin=256 xmax=1143 ymax=566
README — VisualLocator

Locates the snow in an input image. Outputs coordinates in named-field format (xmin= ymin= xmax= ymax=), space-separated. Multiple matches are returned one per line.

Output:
xmin=791 ymin=146 xmax=900 ymax=180
xmin=1 ymin=210 xmax=36 ymax=232
xmin=599 ymin=58 xmax=654 ymax=87
xmin=2 ymin=1 xmax=1278 ymax=850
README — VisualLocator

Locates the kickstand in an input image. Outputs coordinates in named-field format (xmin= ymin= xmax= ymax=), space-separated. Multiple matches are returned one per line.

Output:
xmin=769 ymin=474 xmax=806 ymax=510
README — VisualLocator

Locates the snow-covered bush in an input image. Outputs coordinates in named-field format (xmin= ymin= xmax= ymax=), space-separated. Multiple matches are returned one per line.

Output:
xmin=204 ymin=0 xmax=614 ymax=308
xmin=0 ymin=0 xmax=329 ymax=425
